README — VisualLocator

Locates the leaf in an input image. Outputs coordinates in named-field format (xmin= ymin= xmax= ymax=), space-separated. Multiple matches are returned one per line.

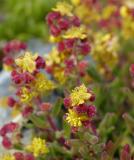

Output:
xmin=29 ymin=114 xmax=46 ymax=129
xmin=123 ymin=113 xmax=134 ymax=134
xmin=63 ymin=121 xmax=71 ymax=138
xmin=98 ymin=113 xmax=117 ymax=136
xmin=87 ymin=65 xmax=103 ymax=82
xmin=83 ymin=132 xmax=98 ymax=144
xmin=52 ymin=98 xmax=63 ymax=116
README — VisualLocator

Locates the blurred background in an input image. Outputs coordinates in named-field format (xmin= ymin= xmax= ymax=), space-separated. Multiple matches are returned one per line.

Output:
xmin=0 ymin=0 xmax=59 ymax=41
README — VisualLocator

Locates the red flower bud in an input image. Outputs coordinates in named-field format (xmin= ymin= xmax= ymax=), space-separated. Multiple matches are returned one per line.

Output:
xmin=40 ymin=102 xmax=52 ymax=111
xmin=79 ymin=41 xmax=91 ymax=55
xmin=22 ymin=106 xmax=33 ymax=117
xmin=87 ymin=105 xmax=96 ymax=117
xmin=130 ymin=64 xmax=134 ymax=76
xmin=3 ymin=56 xmax=14 ymax=66
xmin=50 ymin=25 xmax=61 ymax=37
xmin=36 ymin=56 xmax=46 ymax=69
xmin=3 ymin=40 xmax=27 ymax=54
xmin=120 ymin=144 xmax=131 ymax=160
xmin=11 ymin=71 xmax=23 ymax=84
xmin=2 ymin=136 xmax=12 ymax=149
xmin=71 ymin=16 xmax=81 ymax=27
xmin=6 ymin=122 xmax=19 ymax=133
xmin=58 ymin=41 xmax=65 ymax=52
xmin=65 ymin=39 xmax=75 ymax=50
xmin=14 ymin=152 xmax=24 ymax=160
xmin=7 ymin=96 xmax=16 ymax=107
xmin=58 ymin=18 xmax=70 ymax=30
xmin=64 ymin=97 xmax=71 ymax=108
xmin=25 ymin=154 xmax=35 ymax=160
xmin=23 ymin=72 xmax=34 ymax=84
xmin=46 ymin=11 xmax=61 ymax=25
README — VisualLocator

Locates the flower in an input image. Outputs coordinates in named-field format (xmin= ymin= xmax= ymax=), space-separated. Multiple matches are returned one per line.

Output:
xmin=71 ymin=0 xmax=80 ymax=6
xmin=26 ymin=137 xmax=49 ymax=157
xmin=74 ymin=4 xmax=99 ymax=24
xmin=13 ymin=152 xmax=24 ymax=160
xmin=20 ymin=87 xmax=34 ymax=103
xmin=1 ymin=154 xmax=15 ymax=160
xmin=120 ymin=6 xmax=129 ymax=18
xmin=2 ymin=136 xmax=12 ymax=149
xmin=15 ymin=52 xmax=38 ymax=73
xmin=64 ymin=97 xmax=71 ymax=108
xmin=130 ymin=64 xmax=134 ymax=76
xmin=101 ymin=5 xmax=116 ymax=19
xmin=54 ymin=69 xmax=67 ymax=84
xmin=91 ymin=33 xmax=118 ymax=73
xmin=63 ymin=25 xmax=87 ymax=39
xmin=35 ymin=56 xmax=45 ymax=69
xmin=14 ymin=152 xmax=35 ymax=160
xmin=45 ymin=48 xmax=60 ymax=66
xmin=70 ymin=84 xmax=91 ymax=106
xmin=3 ymin=40 xmax=27 ymax=55
xmin=53 ymin=2 xmax=73 ymax=16
xmin=7 ymin=96 xmax=16 ymax=107
xmin=34 ymin=73 xmax=55 ymax=92
xmin=0 ymin=122 xmax=18 ymax=137
xmin=66 ymin=109 xmax=88 ymax=127
xmin=46 ymin=11 xmax=61 ymax=25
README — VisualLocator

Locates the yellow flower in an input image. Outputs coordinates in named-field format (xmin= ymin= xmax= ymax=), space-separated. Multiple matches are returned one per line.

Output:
xmin=63 ymin=25 xmax=87 ymax=39
xmin=3 ymin=64 xmax=12 ymax=71
xmin=66 ymin=109 xmax=88 ymax=127
xmin=11 ymin=107 xmax=21 ymax=117
xmin=71 ymin=0 xmax=80 ymax=6
xmin=120 ymin=6 xmax=129 ymax=18
xmin=53 ymin=2 xmax=73 ymax=16
xmin=91 ymin=33 xmax=118 ymax=72
xmin=54 ymin=69 xmax=67 ymax=85
xmin=49 ymin=35 xmax=61 ymax=43
xmin=20 ymin=87 xmax=34 ymax=103
xmin=15 ymin=52 xmax=38 ymax=73
xmin=35 ymin=73 xmax=55 ymax=92
xmin=26 ymin=137 xmax=49 ymax=157
xmin=102 ymin=5 xmax=116 ymax=19
xmin=74 ymin=5 xmax=100 ymax=24
xmin=45 ymin=48 xmax=60 ymax=66
xmin=70 ymin=84 xmax=91 ymax=106
xmin=1 ymin=154 xmax=15 ymax=160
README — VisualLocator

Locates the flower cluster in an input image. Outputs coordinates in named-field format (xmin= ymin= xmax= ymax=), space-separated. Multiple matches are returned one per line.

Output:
xmin=46 ymin=1 xmax=91 ymax=84
xmin=120 ymin=5 xmax=134 ymax=39
xmin=64 ymin=84 xmax=96 ymax=128
xmin=2 ymin=40 xmax=27 ymax=71
xmin=0 ymin=153 xmax=35 ymax=160
xmin=6 ymin=51 xmax=55 ymax=118
xmin=0 ymin=137 xmax=49 ymax=160
xmin=0 ymin=154 xmax=15 ymax=160
xmin=26 ymin=137 xmax=49 ymax=157
xmin=0 ymin=122 xmax=19 ymax=149
xmin=91 ymin=33 xmax=118 ymax=75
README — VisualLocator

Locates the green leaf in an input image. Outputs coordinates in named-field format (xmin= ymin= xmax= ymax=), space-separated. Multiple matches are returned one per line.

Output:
xmin=87 ymin=65 xmax=103 ymax=82
xmin=29 ymin=114 xmax=46 ymax=129
xmin=63 ymin=121 xmax=71 ymax=138
xmin=52 ymin=98 xmax=63 ymax=116
xmin=83 ymin=132 xmax=98 ymax=144
xmin=123 ymin=113 xmax=134 ymax=134
xmin=98 ymin=113 xmax=117 ymax=137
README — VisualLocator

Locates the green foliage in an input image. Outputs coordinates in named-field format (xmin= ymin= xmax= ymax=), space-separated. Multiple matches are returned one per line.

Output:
xmin=0 ymin=0 xmax=59 ymax=41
